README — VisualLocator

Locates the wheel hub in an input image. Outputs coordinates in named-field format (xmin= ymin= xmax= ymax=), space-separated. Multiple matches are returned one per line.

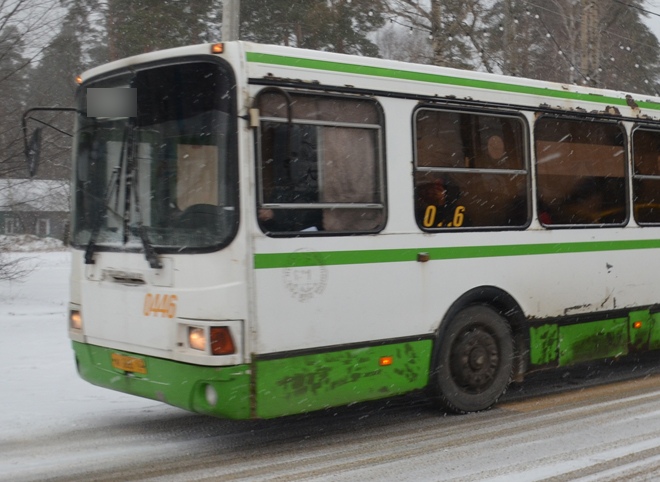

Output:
xmin=451 ymin=327 xmax=500 ymax=393
xmin=469 ymin=345 xmax=487 ymax=370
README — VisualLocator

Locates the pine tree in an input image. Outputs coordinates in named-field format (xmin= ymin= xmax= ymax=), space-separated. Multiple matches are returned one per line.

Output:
xmin=0 ymin=24 xmax=34 ymax=178
xmin=106 ymin=0 xmax=220 ymax=60
xmin=240 ymin=0 xmax=386 ymax=56
xmin=482 ymin=0 xmax=660 ymax=95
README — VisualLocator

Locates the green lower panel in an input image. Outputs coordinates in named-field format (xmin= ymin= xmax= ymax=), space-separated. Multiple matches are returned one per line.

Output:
xmin=529 ymin=309 xmax=660 ymax=369
xmin=629 ymin=310 xmax=653 ymax=351
xmin=559 ymin=318 xmax=629 ymax=365
xmin=529 ymin=324 xmax=559 ymax=366
xmin=74 ymin=339 xmax=433 ymax=420
xmin=650 ymin=313 xmax=660 ymax=350
xmin=73 ymin=342 xmax=252 ymax=419
xmin=254 ymin=340 xmax=433 ymax=419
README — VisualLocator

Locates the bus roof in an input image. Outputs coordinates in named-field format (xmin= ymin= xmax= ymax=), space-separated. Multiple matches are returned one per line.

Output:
xmin=80 ymin=41 xmax=660 ymax=120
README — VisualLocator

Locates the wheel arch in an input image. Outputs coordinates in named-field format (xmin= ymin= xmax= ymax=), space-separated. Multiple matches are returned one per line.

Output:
xmin=435 ymin=285 xmax=529 ymax=383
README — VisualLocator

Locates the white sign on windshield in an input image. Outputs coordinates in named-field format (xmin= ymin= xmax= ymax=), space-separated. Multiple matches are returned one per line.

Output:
xmin=87 ymin=88 xmax=137 ymax=118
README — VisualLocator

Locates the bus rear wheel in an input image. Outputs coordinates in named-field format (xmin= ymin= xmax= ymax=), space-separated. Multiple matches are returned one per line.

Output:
xmin=433 ymin=304 xmax=513 ymax=414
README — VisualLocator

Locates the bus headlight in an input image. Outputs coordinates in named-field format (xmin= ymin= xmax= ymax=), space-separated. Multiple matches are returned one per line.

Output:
xmin=70 ymin=310 xmax=83 ymax=330
xmin=189 ymin=327 xmax=206 ymax=351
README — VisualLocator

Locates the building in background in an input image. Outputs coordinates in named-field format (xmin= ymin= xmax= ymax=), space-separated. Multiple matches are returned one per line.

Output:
xmin=0 ymin=179 xmax=69 ymax=239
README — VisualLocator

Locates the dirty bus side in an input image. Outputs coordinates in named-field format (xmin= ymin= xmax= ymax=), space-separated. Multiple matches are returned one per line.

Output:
xmin=61 ymin=41 xmax=660 ymax=419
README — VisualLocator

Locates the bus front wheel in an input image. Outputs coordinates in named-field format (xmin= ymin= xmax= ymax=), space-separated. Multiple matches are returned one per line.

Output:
xmin=433 ymin=304 xmax=513 ymax=414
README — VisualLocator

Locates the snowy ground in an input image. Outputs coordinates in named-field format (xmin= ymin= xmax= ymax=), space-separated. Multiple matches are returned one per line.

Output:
xmin=3 ymin=240 xmax=660 ymax=481
xmin=0 ymin=245 xmax=182 ymax=456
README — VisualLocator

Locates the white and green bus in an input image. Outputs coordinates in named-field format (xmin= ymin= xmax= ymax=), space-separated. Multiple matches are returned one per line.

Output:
xmin=55 ymin=41 xmax=660 ymax=418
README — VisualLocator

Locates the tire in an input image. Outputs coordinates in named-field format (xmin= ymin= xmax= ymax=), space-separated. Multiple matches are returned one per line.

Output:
xmin=433 ymin=304 xmax=513 ymax=414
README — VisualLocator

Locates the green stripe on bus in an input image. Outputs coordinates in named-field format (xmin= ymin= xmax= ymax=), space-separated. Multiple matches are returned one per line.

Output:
xmin=254 ymin=238 xmax=660 ymax=269
xmin=246 ymin=52 xmax=660 ymax=111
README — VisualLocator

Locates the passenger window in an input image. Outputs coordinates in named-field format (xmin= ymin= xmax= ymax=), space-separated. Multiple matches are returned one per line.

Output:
xmin=535 ymin=118 xmax=627 ymax=226
xmin=631 ymin=128 xmax=660 ymax=224
xmin=257 ymin=91 xmax=385 ymax=235
xmin=414 ymin=108 xmax=528 ymax=230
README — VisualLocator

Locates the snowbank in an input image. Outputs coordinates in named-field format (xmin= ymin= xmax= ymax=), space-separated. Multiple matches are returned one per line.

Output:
xmin=0 ymin=234 xmax=67 ymax=252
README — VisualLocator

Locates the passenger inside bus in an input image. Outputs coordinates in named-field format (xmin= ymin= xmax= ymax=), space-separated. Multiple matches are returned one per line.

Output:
xmin=415 ymin=177 xmax=463 ymax=228
xmin=257 ymin=204 xmax=322 ymax=233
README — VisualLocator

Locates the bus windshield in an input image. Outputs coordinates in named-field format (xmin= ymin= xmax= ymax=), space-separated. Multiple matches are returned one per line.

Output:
xmin=72 ymin=60 xmax=238 ymax=255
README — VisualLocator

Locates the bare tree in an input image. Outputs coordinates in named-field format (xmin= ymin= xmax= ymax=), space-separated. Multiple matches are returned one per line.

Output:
xmin=0 ymin=246 xmax=33 ymax=280
xmin=0 ymin=0 xmax=67 ymax=279
xmin=0 ymin=1 xmax=66 ymax=176
xmin=375 ymin=23 xmax=433 ymax=64
xmin=382 ymin=0 xmax=489 ymax=69
xmin=479 ymin=0 xmax=660 ymax=93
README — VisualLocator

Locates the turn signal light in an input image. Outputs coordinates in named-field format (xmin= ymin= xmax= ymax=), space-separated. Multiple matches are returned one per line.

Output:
xmin=210 ymin=327 xmax=235 ymax=355
xmin=379 ymin=356 xmax=393 ymax=367
xmin=211 ymin=43 xmax=224 ymax=54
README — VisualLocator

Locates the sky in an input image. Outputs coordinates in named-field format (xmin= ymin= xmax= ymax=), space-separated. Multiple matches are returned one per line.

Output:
xmin=644 ymin=1 xmax=660 ymax=35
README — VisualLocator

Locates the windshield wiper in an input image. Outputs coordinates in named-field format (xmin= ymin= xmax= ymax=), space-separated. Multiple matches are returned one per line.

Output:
xmin=137 ymin=224 xmax=162 ymax=269
xmin=128 ymin=169 xmax=162 ymax=270
xmin=85 ymin=124 xmax=162 ymax=269
xmin=125 ymin=133 xmax=162 ymax=269
xmin=85 ymin=164 xmax=123 ymax=265
xmin=85 ymin=124 xmax=130 ymax=265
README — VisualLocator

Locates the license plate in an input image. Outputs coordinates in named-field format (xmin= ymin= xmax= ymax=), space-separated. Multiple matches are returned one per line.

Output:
xmin=111 ymin=353 xmax=147 ymax=374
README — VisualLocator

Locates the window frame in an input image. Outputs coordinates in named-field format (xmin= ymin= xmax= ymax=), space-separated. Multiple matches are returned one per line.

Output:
xmin=412 ymin=105 xmax=531 ymax=232
xmin=534 ymin=115 xmax=629 ymax=229
xmin=36 ymin=218 xmax=51 ymax=237
xmin=631 ymin=125 xmax=660 ymax=226
xmin=255 ymin=89 xmax=387 ymax=236
xmin=71 ymin=56 xmax=240 ymax=255
xmin=5 ymin=217 xmax=18 ymax=234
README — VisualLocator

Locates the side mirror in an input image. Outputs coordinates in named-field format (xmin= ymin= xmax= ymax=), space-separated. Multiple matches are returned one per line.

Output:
xmin=21 ymin=106 xmax=76 ymax=177
xmin=26 ymin=127 xmax=42 ymax=177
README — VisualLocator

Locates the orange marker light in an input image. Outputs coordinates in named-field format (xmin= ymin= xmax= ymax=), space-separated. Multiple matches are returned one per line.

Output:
xmin=210 ymin=327 xmax=235 ymax=355
xmin=75 ymin=74 xmax=83 ymax=85
xmin=633 ymin=321 xmax=643 ymax=329
xmin=211 ymin=43 xmax=224 ymax=54
xmin=379 ymin=356 xmax=393 ymax=367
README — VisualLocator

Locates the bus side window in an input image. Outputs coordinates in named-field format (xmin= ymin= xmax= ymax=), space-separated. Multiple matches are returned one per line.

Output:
xmin=535 ymin=117 xmax=627 ymax=226
xmin=414 ymin=108 xmax=529 ymax=230
xmin=259 ymin=123 xmax=322 ymax=232
xmin=256 ymin=91 xmax=385 ymax=235
xmin=631 ymin=128 xmax=660 ymax=225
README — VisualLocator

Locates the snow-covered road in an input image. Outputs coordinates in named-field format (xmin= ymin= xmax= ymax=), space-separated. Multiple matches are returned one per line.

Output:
xmin=3 ymin=252 xmax=660 ymax=481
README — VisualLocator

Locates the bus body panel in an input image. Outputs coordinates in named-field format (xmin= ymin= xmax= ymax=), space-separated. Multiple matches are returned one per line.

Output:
xmin=73 ymin=341 xmax=253 ymax=419
xmin=66 ymin=41 xmax=660 ymax=419
xmin=251 ymin=228 xmax=660 ymax=355
xmin=74 ymin=240 xmax=251 ymax=366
